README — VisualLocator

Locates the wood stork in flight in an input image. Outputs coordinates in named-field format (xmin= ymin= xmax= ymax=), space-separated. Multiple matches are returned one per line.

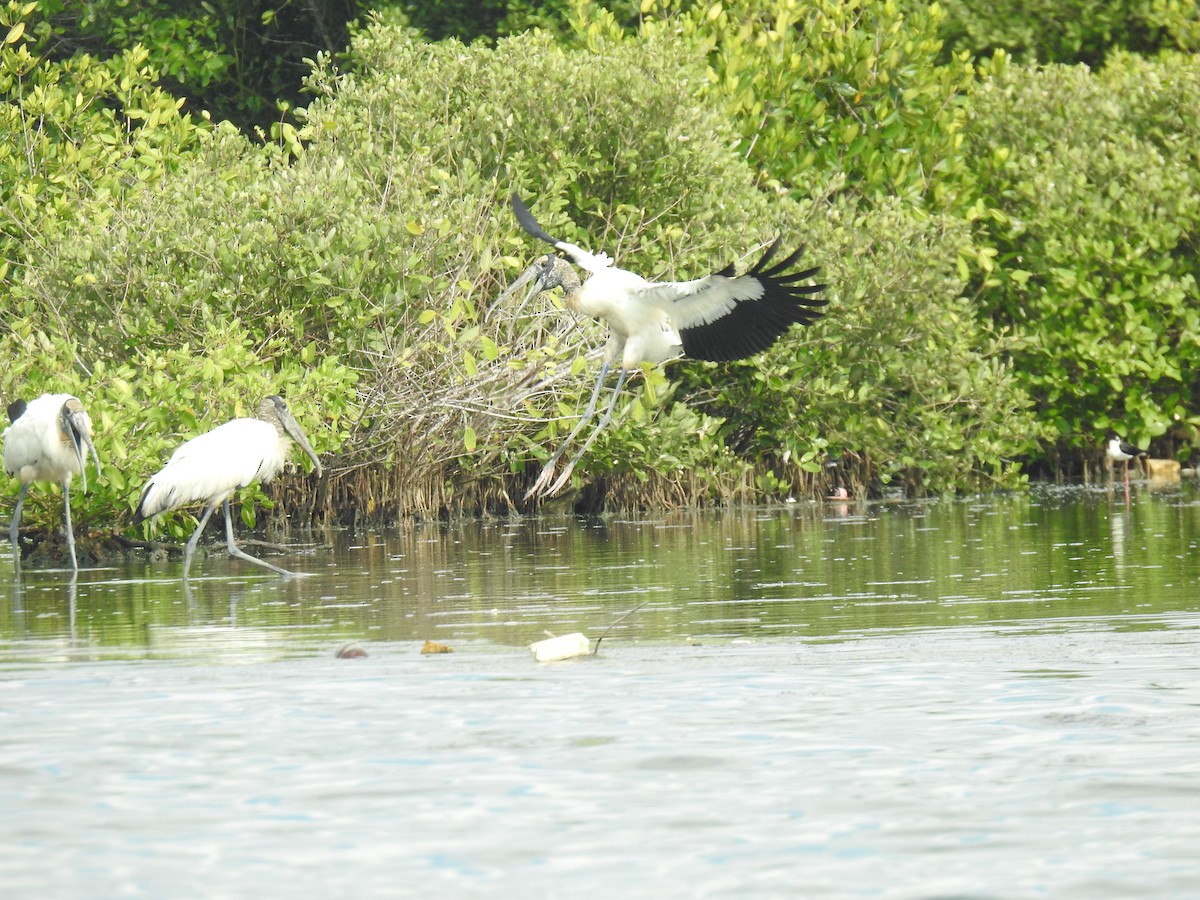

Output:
xmin=504 ymin=192 xmax=827 ymax=498
xmin=1106 ymin=435 xmax=1146 ymax=487
xmin=134 ymin=396 xmax=322 ymax=581
xmin=3 ymin=393 xmax=101 ymax=572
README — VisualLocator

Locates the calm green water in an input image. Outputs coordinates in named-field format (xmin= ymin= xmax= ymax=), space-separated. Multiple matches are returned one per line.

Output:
xmin=2 ymin=484 xmax=1200 ymax=896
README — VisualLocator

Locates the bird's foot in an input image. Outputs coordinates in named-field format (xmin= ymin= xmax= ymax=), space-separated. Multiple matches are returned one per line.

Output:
xmin=544 ymin=464 xmax=577 ymax=497
xmin=524 ymin=459 xmax=576 ymax=500
xmin=524 ymin=461 xmax=559 ymax=500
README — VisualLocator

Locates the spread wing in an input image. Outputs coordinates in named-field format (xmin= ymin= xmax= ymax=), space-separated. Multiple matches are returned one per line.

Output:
xmin=634 ymin=239 xmax=827 ymax=362
xmin=511 ymin=192 xmax=613 ymax=275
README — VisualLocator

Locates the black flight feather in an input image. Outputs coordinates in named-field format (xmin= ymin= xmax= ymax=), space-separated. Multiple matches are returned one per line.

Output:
xmin=680 ymin=241 xmax=827 ymax=362
xmin=511 ymin=192 xmax=562 ymax=248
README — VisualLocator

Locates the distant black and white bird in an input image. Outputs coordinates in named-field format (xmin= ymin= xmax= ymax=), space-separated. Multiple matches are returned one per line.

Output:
xmin=504 ymin=192 xmax=827 ymax=497
xmin=134 ymin=396 xmax=322 ymax=581
xmin=3 ymin=393 xmax=101 ymax=572
xmin=1106 ymin=435 xmax=1146 ymax=486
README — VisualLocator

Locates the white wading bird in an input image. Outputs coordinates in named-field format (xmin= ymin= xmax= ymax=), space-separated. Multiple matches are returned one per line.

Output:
xmin=1106 ymin=435 xmax=1146 ymax=487
xmin=134 ymin=396 xmax=322 ymax=581
xmin=504 ymin=192 xmax=827 ymax=498
xmin=3 ymin=393 xmax=102 ymax=572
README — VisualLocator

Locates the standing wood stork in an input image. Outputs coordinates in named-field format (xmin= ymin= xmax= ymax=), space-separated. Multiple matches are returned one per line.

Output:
xmin=134 ymin=396 xmax=322 ymax=581
xmin=1106 ymin=435 xmax=1146 ymax=487
xmin=3 ymin=393 xmax=102 ymax=572
xmin=504 ymin=192 xmax=827 ymax=498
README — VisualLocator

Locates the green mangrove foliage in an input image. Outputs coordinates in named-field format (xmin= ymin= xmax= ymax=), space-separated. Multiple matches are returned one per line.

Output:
xmin=936 ymin=0 xmax=1200 ymax=64
xmin=1 ymin=2 xmax=355 ymax=539
xmin=0 ymin=319 xmax=350 ymax=545
xmin=600 ymin=0 xmax=1199 ymax=469
xmin=0 ymin=2 xmax=201 ymax=276
xmin=297 ymin=24 xmax=833 ymax=507
xmin=964 ymin=51 xmax=1200 ymax=453
xmin=593 ymin=0 xmax=979 ymax=209
xmin=3 ymin=0 xmax=1198 ymax=537
xmin=19 ymin=0 xmax=362 ymax=129
xmin=689 ymin=196 xmax=1034 ymax=495
xmin=3 ymin=18 xmax=1039 ymax=532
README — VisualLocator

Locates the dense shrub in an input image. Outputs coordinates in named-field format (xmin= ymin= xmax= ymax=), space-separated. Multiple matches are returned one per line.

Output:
xmin=580 ymin=0 xmax=979 ymax=210
xmin=3 ymin=20 xmax=1040 ymax=537
xmin=964 ymin=51 xmax=1200 ymax=454
xmin=694 ymin=194 xmax=1037 ymax=495
xmin=297 ymin=24 xmax=826 ymax=505
xmin=4 ymin=331 xmax=347 ymax=532
xmin=934 ymin=0 xmax=1200 ymax=65
xmin=9 ymin=1 xmax=1197 ymax=539
xmin=22 ymin=0 xmax=360 ymax=129
xmin=0 ymin=4 xmax=201 ymax=274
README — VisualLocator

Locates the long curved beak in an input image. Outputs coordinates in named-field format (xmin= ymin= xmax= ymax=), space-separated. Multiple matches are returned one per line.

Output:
xmin=490 ymin=263 xmax=543 ymax=323
xmin=65 ymin=408 xmax=101 ymax=494
xmin=494 ymin=264 xmax=549 ymax=340
xmin=281 ymin=410 xmax=323 ymax=478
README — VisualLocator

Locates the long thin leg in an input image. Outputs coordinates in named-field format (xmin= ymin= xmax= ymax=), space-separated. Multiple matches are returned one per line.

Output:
xmin=9 ymin=482 xmax=29 ymax=574
xmin=222 ymin=499 xmax=294 ymax=576
xmin=182 ymin=500 xmax=220 ymax=582
xmin=68 ymin=573 xmax=77 ymax=639
xmin=544 ymin=367 xmax=629 ymax=497
xmin=62 ymin=480 xmax=79 ymax=571
xmin=526 ymin=360 xmax=611 ymax=499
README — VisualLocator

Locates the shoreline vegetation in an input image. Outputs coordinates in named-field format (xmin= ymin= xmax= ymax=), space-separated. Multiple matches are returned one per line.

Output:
xmin=2 ymin=1 xmax=1198 ymax=551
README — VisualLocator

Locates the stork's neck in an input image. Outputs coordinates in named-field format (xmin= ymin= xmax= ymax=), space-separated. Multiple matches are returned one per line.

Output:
xmin=551 ymin=258 xmax=582 ymax=305
xmin=254 ymin=397 xmax=290 ymax=439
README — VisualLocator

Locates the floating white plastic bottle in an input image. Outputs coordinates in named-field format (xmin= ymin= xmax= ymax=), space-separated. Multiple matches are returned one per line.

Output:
xmin=530 ymin=632 xmax=591 ymax=662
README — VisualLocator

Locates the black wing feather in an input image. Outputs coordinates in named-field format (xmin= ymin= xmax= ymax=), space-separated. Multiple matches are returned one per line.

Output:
xmin=680 ymin=241 xmax=828 ymax=362
xmin=511 ymin=192 xmax=562 ymax=247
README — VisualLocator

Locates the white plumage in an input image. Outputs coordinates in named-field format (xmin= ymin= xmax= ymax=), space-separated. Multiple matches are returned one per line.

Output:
xmin=137 ymin=418 xmax=291 ymax=519
xmin=3 ymin=392 xmax=101 ymax=572
xmin=503 ymin=192 xmax=827 ymax=498
xmin=1106 ymin=435 xmax=1146 ymax=487
xmin=135 ymin=395 xmax=322 ymax=581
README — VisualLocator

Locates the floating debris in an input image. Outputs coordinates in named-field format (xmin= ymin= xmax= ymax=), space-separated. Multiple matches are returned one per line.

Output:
xmin=335 ymin=642 xmax=368 ymax=659
xmin=1146 ymin=458 xmax=1181 ymax=482
xmin=421 ymin=640 xmax=453 ymax=655
xmin=530 ymin=632 xmax=591 ymax=662
xmin=530 ymin=601 xmax=650 ymax=663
